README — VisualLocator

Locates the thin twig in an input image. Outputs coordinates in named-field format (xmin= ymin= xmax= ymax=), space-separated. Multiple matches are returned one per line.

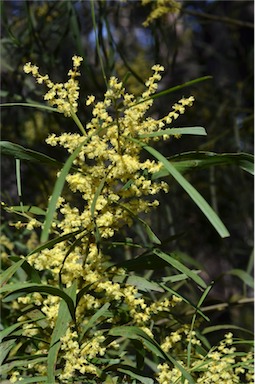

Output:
xmin=183 ymin=9 xmax=254 ymax=29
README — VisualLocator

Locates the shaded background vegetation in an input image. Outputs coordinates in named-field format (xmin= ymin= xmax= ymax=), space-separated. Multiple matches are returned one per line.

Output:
xmin=1 ymin=0 xmax=253 ymax=338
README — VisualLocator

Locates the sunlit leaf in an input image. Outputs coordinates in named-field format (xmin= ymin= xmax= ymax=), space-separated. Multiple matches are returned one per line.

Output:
xmin=5 ymin=205 xmax=46 ymax=215
xmin=139 ymin=126 xmax=206 ymax=139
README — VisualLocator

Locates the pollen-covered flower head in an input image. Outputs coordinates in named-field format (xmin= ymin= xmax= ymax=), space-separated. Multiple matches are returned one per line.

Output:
xmin=23 ymin=55 xmax=83 ymax=116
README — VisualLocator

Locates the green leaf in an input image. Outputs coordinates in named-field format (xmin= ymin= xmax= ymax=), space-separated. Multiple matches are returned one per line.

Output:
xmin=115 ymin=251 xmax=169 ymax=271
xmin=0 ymin=322 xmax=27 ymax=343
xmin=90 ymin=177 xmax=107 ymax=219
xmin=152 ymin=151 xmax=254 ymax=178
xmin=153 ymin=249 xmax=207 ymax=289
xmin=202 ymin=324 xmax=254 ymax=336
xmin=131 ymin=76 xmax=212 ymax=108
xmin=40 ymin=138 xmax=87 ymax=243
xmin=0 ymin=141 xmax=62 ymax=167
xmin=0 ymin=283 xmax=76 ymax=321
xmin=109 ymin=326 xmax=195 ymax=383
xmin=47 ymin=281 xmax=77 ymax=384
xmin=0 ymin=339 xmax=17 ymax=365
xmin=139 ymin=126 xmax=207 ymax=139
xmin=113 ymin=274 xmax=164 ymax=292
xmin=162 ymin=271 xmax=199 ymax=283
xmin=117 ymin=365 xmax=154 ymax=384
xmin=0 ymin=259 xmax=24 ymax=287
xmin=80 ymin=303 xmax=110 ymax=339
xmin=21 ymin=308 xmax=48 ymax=329
xmin=13 ymin=377 xmax=47 ymax=383
xmin=9 ymin=257 xmax=41 ymax=283
xmin=117 ymin=202 xmax=161 ymax=245
xmin=0 ymin=102 xmax=60 ymax=113
xmin=132 ymin=140 xmax=230 ymax=238
xmin=28 ymin=228 xmax=84 ymax=256
xmin=5 ymin=205 xmax=46 ymax=215
xmin=125 ymin=275 xmax=163 ymax=292
xmin=0 ymin=357 xmax=47 ymax=375
xmin=160 ymin=283 xmax=210 ymax=321
xmin=227 ymin=269 xmax=254 ymax=288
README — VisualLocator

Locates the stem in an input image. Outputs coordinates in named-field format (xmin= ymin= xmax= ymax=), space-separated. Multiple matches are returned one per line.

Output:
xmin=183 ymin=8 xmax=254 ymax=29
xmin=70 ymin=109 xmax=87 ymax=136
xmin=90 ymin=0 xmax=108 ymax=88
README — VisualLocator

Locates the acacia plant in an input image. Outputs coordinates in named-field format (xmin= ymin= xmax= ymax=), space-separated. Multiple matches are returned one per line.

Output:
xmin=1 ymin=53 xmax=253 ymax=383
xmin=0 ymin=1 xmax=254 ymax=382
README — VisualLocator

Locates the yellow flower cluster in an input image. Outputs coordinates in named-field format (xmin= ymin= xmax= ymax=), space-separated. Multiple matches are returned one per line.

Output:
xmin=59 ymin=328 xmax=105 ymax=380
xmin=157 ymin=332 xmax=254 ymax=384
xmin=0 ymin=234 xmax=14 ymax=262
xmin=142 ymin=0 xmax=181 ymax=27
xmin=23 ymin=55 xmax=83 ymax=116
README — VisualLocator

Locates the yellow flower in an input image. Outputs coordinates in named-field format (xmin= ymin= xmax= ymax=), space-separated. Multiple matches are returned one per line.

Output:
xmin=72 ymin=55 xmax=83 ymax=68
xmin=86 ymin=95 xmax=95 ymax=105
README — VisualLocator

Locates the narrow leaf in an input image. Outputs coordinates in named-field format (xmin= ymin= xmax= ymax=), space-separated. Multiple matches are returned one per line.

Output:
xmin=153 ymin=249 xmax=207 ymax=289
xmin=139 ymin=126 xmax=206 ymax=139
xmin=12 ymin=377 xmax=47 ymax=383
xmin=0 ymin=321 xmax=32 ymax=343
xmin=0 ymin=357 xmax=47 ymax=375
xmin=113 ymin=274 xmax=164 ymax=292
xmin=0 ymin=141 xmax=62 ymax=167
xmin=132 ymin=140 xmax=230 ymax=238
xmin=5 ymin=205 xmax=46 ymax=215
xmin=0 ymin=283 xmax=76 ymax=321
xmin=131 ymin=76 xmax=212 ymax=108
xmin=160 ymin=283 xmax=210 ymax=321
xmin=0 ymin=102 xmax=60 ymax=113
xmin=0 ymin=259 xmax=24 ymax=287
xmin=0 ymin=339 xmax=17 ymax=366
xmin=109 ymin=326 xmax=195 ymax=383
xmin=29 ymin=228 xmax=83 ymax=256
xmin=227 ymin=269 xmax=254 ymax=288
xmin=80 ymin=303 xmax=110 ymax=339
xmin=115 ymin=252 xmax=169 ymax=271
xmin=91 ymin=177 xmax=107 ymax=219
xmin=202 ymin=324 xmax=254 ymax=336
xmin=117 ymin=365 xmax=154 ymax=384
xmin=152 ymin=151 xmax=254 ymax=178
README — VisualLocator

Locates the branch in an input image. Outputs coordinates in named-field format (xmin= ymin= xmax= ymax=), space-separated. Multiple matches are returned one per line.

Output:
xmin=183 ymin=9 xmax=254 ymax=29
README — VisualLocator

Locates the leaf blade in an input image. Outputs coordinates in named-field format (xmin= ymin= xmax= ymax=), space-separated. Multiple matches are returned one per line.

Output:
xmin=153 ymin=249 xmax=207 ymax=289
xmin=139 ymin=126 xmax=207 ymax=139
xmin=132 ymin=140 xmax=230 ymax=238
